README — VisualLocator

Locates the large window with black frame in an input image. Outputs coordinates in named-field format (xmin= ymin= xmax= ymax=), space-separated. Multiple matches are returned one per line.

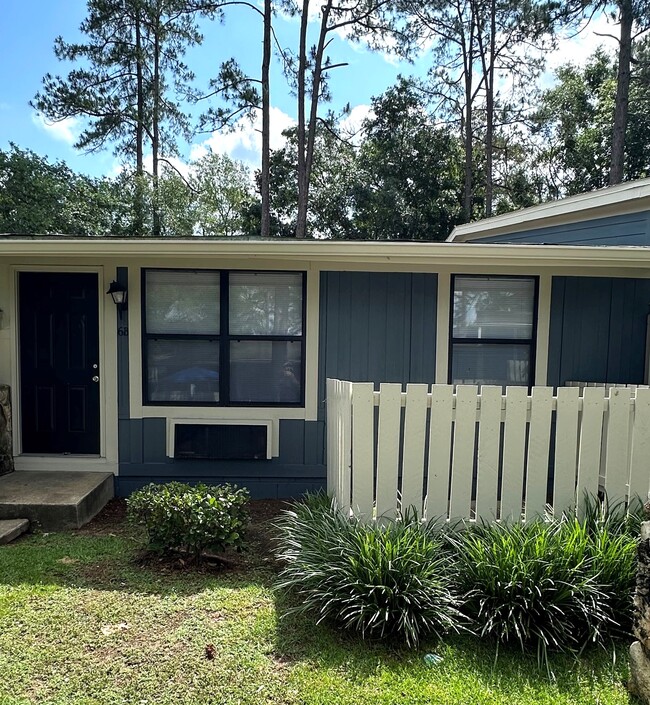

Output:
xmin=449 ymin=275 xmax=537 ymax=387
xmin=142 ymin=269 xmax=305 ymax=406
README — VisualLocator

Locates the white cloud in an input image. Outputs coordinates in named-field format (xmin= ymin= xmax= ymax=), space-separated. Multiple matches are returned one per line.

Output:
xmin=31 ymin=113 xmax=78 ymax=145
xmin=190 ymin=106 xmax=296 ymax=168
xmin=340 ymin=104 xmax=373 ymax=143
xmin=542 ymin=13 xmax=618 ymax=85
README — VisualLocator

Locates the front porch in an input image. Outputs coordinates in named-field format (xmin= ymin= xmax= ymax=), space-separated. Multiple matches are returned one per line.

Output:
xmin=0 ymin=470 xmax=114 ymax=531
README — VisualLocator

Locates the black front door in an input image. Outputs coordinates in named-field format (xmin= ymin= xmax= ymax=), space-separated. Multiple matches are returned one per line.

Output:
xmin=19 ymin=272 xmax=101 ymax=454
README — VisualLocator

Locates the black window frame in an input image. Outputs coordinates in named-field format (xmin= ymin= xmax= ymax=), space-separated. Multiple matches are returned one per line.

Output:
xmin=142 ymin=268 xmax=307 ymax=407
xmin=448 ymin=274 xmax=539 ymax=387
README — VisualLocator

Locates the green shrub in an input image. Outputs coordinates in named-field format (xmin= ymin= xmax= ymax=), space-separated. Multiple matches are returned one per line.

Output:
xmin=127 ymin=481 xmax=249 ymax=561
xmin=449 ymin=496 xmax=639 ymax=664
xmin=275 ymin=497 xmax=464 ymax=647
xmin=565 ymin=495 xmax=640 ymax=636
xmin=450 ymin=520 xmax=610 ymax=664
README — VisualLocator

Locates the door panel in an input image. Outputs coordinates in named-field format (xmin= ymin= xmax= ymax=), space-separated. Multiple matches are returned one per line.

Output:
xmin=20 ymin=272 xmax=100 ymax=454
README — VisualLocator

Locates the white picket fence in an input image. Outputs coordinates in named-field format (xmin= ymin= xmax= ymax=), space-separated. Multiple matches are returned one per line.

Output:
xmin=326 ymin=378 xmax=650 ymax=523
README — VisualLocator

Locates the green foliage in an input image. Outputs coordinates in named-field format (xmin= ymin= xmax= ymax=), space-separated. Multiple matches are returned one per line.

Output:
xmin=127 ymin=481 xmax=249 ymax=561
xmin=353 ymin=79 xmax=464 ymax=241
xmin=275 ymin=497 xmax=464 ymax=646
xmin=449 ymin=497 xmax=639 ymax=664
xmin=0 ymin=144 xmax=127 ymax=235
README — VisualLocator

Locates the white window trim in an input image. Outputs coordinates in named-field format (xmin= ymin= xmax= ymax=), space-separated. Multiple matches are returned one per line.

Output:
xmin=128 ymin=262 xmax=320 ymax=422
xmin=166 ymin=417 xmax=276 ymax=459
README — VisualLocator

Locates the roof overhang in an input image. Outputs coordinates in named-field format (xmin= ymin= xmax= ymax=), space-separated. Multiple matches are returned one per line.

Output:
xmin=448 ymin=178 xmax=650 ymax=242
xmin=2 ymin=237 xmax=650 ymax=271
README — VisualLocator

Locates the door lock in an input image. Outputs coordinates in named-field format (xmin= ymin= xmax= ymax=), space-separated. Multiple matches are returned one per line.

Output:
xmin=92 ymin=375 xmax=99 ymax=383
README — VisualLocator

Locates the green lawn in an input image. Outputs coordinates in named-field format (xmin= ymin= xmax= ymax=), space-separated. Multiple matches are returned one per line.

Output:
xmin=0 ymin=503 xmax=634 ymax=705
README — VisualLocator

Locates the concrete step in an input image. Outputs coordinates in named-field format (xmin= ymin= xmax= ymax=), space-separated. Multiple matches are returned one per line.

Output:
xmin=0 ymin=471 xmax=114 ymax=531
xmin=0 ymin=518 xmax=29 ymax=544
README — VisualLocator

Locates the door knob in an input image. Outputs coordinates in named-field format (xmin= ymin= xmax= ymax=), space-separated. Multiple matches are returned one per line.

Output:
xmin=92 ymin=375 xmax=100 ymax=383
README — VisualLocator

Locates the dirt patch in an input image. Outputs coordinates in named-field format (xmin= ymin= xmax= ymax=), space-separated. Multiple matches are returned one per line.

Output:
xmin=76 ymin=498 xmax=130 ymax=537
xmin=77 ymin=497 xmax=289 ymax=575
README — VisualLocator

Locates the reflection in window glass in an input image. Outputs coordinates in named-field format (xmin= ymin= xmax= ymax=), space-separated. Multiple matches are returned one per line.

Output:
xmin=230 ymin=341 xmax=302 ymax=403
xmin=229 ymin=272 xmax=303 ymax=335
xmin=453 ymin=277 xmax=534 ymax=340
xmin=147 ymin=339 xmax=220 ymax=402
xmin=450 ymin=276 xmax=536 ymax=387
xmin=146 ymin=270 xmax=220 ymax=335
xmin=451 ymin=344 xmax=530 ymax=387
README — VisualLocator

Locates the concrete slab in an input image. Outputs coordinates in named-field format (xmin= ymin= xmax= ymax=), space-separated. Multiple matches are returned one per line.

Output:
xmin=0 ymin=518 xmax=29 ymax=544
xmin=0 ymin=471 xmax=114 ymax=530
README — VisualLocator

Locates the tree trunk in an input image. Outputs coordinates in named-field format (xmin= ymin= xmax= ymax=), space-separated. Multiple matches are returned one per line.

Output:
xmin=135 ymin=9 xmax=145 ymax=235
xmin=260 ymin=0 xmax=272 ymax=239
xmin=152 ymin=7 xmax=161 ymax=238
xmin=296 ymin=0 xmax=309 ymax=239
xmin=484 ymin=0 xmax=496 ymax=217
xmin=609 ymin=0 xmax=633 ymax=186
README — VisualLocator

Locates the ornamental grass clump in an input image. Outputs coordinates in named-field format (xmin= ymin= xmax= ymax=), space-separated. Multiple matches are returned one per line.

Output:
xmin=450 ymin=520 xmax=610 ymax=664
xmin=449 ymin=495 xmax=639 ymax=664
xmin=275 ymin=496 xmax=464 ymax=647
xmin=127 ymin=481 xmax=249 ymax=562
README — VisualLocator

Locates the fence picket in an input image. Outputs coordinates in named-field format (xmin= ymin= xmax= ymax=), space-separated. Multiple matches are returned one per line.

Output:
xmin=375 ymin=383 xmax=403 ymax=520
xmin=338 ymin=381 xmax=353 ymax=514
xmin=426 ymin=384 xmax=454 ymax=521
xmin=351 ymin=383 xmax=375 ymax=518
xmin=449 ymin=385 xmax=478 ymax=521
xmin=553 ymin=386 xmax=580 ymax=516
xmin=575 ymin=387 xmax=605 ymax=512
xmin=604 ymin=387 xmax=632 ymax=504
xmin=326 ymin=380 xmax=650 ymax=524
xmin=526 ymin=386 xmax=554 ymax=519
xmin=401 ymin=384 xmax=429 ymax=516
xmin=500 ymin=386 xmax=529 ymax=521
xmin=629 ymin=387 xmax=650 ymax=502
xmin=475 ymin=386 xmax=502 ymax=522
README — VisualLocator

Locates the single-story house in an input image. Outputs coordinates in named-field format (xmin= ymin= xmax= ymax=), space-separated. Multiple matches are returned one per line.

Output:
xmin=2 ymin=178 xmax=650 ymax=499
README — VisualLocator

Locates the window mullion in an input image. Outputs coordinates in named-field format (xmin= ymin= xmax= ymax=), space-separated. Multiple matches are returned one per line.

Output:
xmin=220 ymin=271 xmax=229 ymax=405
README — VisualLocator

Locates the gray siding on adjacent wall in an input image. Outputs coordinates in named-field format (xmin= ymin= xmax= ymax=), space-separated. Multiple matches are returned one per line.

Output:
xmin=468 ymin=210 xmax=650 ymax=246
xmin=116 ymin=269 xmax=438 ymax=497
xmin=547 ymin=276 xmax=650 ymax=386
xmin=318 ymin=271 xmax=438 ymax=419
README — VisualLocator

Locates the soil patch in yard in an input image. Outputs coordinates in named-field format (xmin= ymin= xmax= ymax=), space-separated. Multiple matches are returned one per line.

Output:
xmin=76 ymin=496 xmax=289 ymax=575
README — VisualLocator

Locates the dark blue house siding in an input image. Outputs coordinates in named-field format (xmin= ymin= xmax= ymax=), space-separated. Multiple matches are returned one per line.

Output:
xmin=470 ymin=211 xmax=650 ymax=246
xmin=547 ymin=276 xmax=650 ymax=386
xmin=318 ymin=271 xmax=438 ymax=419
xmin=116 ymin=269 xmax=437 ymax=498
xmin=116 ymin=417 xmax=325 ymax=498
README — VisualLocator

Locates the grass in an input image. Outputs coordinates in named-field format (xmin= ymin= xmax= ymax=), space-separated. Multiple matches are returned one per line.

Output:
xmin=0 ymin=502 xmax=634 ymax=705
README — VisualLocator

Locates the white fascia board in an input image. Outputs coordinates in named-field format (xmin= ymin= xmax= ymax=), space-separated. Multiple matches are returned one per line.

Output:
xmin=448 ymin=178 xmax=650 ymax=242
xmin=3 ymin=237 xmax=650 ymax=269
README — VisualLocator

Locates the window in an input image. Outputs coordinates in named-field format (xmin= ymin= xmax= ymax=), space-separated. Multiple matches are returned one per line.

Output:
xmin=450 ymin=275 xmax=537 ymax=387
xmin=143 ymin=269 xmax=305 ymax=406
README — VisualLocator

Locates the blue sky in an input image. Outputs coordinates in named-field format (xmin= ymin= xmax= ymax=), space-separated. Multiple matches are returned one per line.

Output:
xmin=0 ymin=0 xmax=414 ymax=176
xmin=0 ymin=1 xmax=616 ymax=178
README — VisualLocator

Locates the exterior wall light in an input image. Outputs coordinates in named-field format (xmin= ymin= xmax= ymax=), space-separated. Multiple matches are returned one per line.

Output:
xmin=107 ymin=280 xmax=128 ymax=317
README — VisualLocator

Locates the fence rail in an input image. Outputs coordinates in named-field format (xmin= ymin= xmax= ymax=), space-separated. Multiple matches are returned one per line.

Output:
xmin=326 ymin=378 xmax=650 ymax=523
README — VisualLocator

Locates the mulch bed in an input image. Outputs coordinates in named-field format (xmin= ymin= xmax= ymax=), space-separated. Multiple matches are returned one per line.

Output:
xmin=76 ymin=496 xmax=291 ymax=574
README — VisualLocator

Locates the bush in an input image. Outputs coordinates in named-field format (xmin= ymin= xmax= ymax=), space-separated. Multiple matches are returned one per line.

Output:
xmin=449 ymin=496 xmax=639 ymax=663
xmin=127 ymin=481 xmax=249 ymax=561
xmin=275 ymin=496 xmax=464 ymax=647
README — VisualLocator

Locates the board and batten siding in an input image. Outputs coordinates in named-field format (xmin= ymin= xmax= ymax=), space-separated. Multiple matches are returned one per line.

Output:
xmin=115 ymin=264 xmax=325 ymax=498
xmin=548 ymin=276 xmax=650 ymax=386
xmin=317 ymin=271 xmax=438 ymax=420
xmin=468 ymin=210 xmax=650 ymax=246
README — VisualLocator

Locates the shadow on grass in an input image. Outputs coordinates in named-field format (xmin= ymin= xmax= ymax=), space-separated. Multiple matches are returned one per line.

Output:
xmin=271 ymin=587 xmax=633 ymax=702
xmin=0 ymin=524 xmax=278 ymax=597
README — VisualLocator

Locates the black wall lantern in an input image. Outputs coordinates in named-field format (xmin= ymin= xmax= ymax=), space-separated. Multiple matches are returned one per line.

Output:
xmin=107 ymin=280 xmax=128 ymax=318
